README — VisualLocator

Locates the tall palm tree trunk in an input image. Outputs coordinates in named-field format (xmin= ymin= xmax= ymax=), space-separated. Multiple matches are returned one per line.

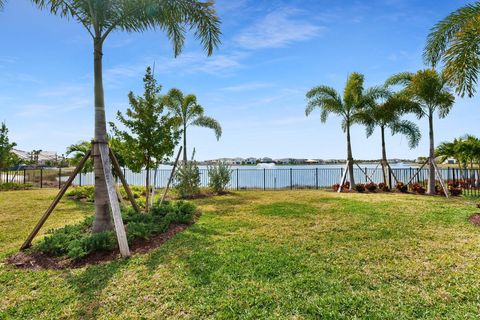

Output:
xmin=427 ymin=108 xmax=436 ymax=195
xmin=346 ymin=124 xmax=355 ymax=189
xmin=92 ymin=37 xmax=114 ymax=233
xmin=183 ymin=124 xmax=187 ymax=162
xmin=380 ymin=126 xmax=389 ymax=186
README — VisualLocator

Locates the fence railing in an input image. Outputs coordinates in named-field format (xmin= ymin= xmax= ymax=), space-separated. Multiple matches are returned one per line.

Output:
xmin=1 ymin=166 xmax=479 ymax=197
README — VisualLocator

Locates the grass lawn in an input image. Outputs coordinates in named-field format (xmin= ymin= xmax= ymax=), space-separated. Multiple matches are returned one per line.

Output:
xmin=1 ymin=189 xmax=480 ymax=319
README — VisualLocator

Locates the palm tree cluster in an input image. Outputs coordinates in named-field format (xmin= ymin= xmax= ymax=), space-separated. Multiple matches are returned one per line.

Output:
xmin=436 ymin=135 xmax=480 ymax=171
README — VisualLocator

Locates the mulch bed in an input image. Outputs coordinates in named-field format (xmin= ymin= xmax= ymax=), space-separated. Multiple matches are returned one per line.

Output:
xmin=469 ymin=213 xmax=480 ymax=226
xmin=6 ymin=223 xmax=188 ymax=270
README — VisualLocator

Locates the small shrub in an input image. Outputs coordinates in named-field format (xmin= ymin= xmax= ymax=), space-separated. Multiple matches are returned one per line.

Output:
xmin=332 ymin=182 xmax=350 ymax=192
xmin=378 ymin=182 xmax=390 ymax=192
xmin=208 ymin=161 xmax=232 ymax=194
xmin=355 ymin=184 xmax=366 ymax=193
xmin=365 ymin=182 xmax=377 ymax=192
xmin=412 ymin=183 xmax=426 ymax=195
xmin=36 ymin=200 xmax=198 ymax=260
xmin=435 ymin=185 xmax=446 ymax=196
xmin=175 ymin=161 xmax=201 ymax=199
xmin=449 ymin=187 xmax=462 ymax=197
xmin=0 ymin=182 xmax=33 ymax=191
xmin=66 ymin=186 xmax=94 ymax=202
xmin=396 ymin=182 xmax=408 ymax=193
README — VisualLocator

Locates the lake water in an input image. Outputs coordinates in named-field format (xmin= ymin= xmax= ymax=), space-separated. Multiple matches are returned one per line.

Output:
xmin=74 ymin=162 xmax=428 ymax=189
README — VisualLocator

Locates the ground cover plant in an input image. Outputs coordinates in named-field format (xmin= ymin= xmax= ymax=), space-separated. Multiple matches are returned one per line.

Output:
xmin=0 ymin=182 xmax=32 ymax=191
xmin=34 ymin=200 xmax=197 ymax=261
xmin=1 ymin=189 xmax=480 ymax=319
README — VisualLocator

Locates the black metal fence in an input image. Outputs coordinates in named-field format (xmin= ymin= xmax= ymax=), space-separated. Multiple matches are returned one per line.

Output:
xmin=1 ymin=166 xmax=479 ymax=197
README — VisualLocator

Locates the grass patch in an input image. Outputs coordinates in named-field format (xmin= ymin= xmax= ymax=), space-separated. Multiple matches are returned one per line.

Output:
xmin=1 ymin=189 xmax=480 ymax=318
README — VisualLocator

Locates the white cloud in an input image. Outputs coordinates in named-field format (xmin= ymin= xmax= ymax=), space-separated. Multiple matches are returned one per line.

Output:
xmin=236 ymin=8 xmax=324 ymax=49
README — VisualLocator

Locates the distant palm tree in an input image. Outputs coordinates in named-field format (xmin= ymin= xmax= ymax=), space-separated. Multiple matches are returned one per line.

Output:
xmin=436 ymin=139 xmax=463 ymax=169
xmin=66 ymin=141 xmax=93 ymax=174
xmin=387 ymin=69 xmax=455 ymax=195
xmin=164 ymin=88 xmax=222 ymax=162
xmin=305 ymin=73 xmax=379 ymax=189
xmin=424 ymin=2 xmax=480 ymax=97
xmin=32 ymin=0 xmax=221 ymax=232
xmin=357 ymin=87 xmax=421 ymax=186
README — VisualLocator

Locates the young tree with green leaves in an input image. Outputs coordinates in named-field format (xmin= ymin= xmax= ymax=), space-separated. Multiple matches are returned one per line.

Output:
xmin=0 ymin=122 xmax=17 ymax=170
xmin=110 ymin=66 xmax=179 ymax=211
xmin=305 ymin=73 xmax=379 ymax=189
xmin=356 ymin=86 xmax=421 ymax=186
xmin=387 ymin=69 xmax=455 ymax=195
xmin=164 ymin=88 xmax=222 ymax=162
xmin=424 ymin=2 xmax=480 ymax=97
xmin=30 ymin=0 xmax=221 ymax=232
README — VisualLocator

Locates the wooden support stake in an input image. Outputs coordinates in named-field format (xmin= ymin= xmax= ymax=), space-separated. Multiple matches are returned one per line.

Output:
xmin=99 ymin=144 xmax=130 ymax=258
xmin=160 ymin=146 xmax=183 ymax=205
xmin=432 ymin=159 xmax=449 ymax=198
xmin=368 ymin=162 xmax=381 ymax=181
xmin=109 ymin=149 xmax=140 ymax=213
xmin=406 ymin=160 xmax=429 ymax=186
xmin=385 ymin=162 xmax=400 ymax=185
xmin=338 ymin=161 xmax=349 ymax=193
xmin=354 ymin=162 xmax=374 ymax=183
xmin=21 ymin=150 xmax=92 ymax=250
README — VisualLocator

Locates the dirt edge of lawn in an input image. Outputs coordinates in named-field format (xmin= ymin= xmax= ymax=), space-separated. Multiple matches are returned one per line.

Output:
xmin=5 ymin=223 xmax=189 ymax=270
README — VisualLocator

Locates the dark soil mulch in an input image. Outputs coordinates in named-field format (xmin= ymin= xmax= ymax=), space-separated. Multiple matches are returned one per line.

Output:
xmin=6 ymin=223 xmax=188 ymax=270
xmin=469 ymin=213 xmax=480 ymax=226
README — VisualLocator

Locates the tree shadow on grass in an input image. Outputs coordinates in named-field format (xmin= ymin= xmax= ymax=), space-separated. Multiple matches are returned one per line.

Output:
xmin=65 ymin=259 xmax=129 ymax=318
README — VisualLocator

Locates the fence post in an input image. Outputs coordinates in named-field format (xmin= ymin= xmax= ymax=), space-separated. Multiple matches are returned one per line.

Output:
xmin=79 ymin=171 xmax=82 ymax=186
xmin=40 ymin=168 xmax=43 ymax=188
xmin=236 ymin=168 xmax=239 ymax=191
xmin=263 ymin=168 xmax=266 ymax=191
xmin=316 ymin=168 xmax=318 ymax=190
xmin=290 ymin=168 xmax=293 ymax=190
xmin=23 ymin=169 xmax=26 ymax=184
xmin=58 ymin=168 xmax=62 ymax=189
xmin=365 ymin=167 xmax=368 ymax=183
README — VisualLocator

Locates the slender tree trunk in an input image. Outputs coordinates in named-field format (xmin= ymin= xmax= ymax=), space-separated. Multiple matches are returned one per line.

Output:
xmin=145 ymin=161 xmax=150 ymax=212
xmin=380 ymin=126 xmax=388 ymax=186
xmin=92 ymin=37 xmax=114 ymax=233
xmin=427 ymin=108 xmax=436 ymax=195
xmin=346 ymin=123 xmax=355 ymax=189
xmin=183 ymin=123 xmax=187 ymax=163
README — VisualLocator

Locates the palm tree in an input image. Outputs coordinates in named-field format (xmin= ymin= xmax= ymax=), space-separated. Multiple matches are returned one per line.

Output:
xmin=305 ymin=73 xmax=379 ymax=189
xmin=32 ymin=1 xmax=221 ymax=232
xmin=436 ymin=139 xmax=463 ymax=170
xmin=164 ymin=88 xmax=222 ymax=162
xmin=357 ymin=88 xmax=421 ymax=186
xmin=387 ymin=69 xmax=455 ymax=195
xmin=66 ymin=140 xmax=93 ymax=174
xmin=424 ymin=2 xmax=480 ymax=97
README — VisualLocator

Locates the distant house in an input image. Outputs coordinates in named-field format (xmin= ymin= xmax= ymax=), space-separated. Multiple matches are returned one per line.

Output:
xmin=275 ymin=158 xmax=291 ymax=165
xmin=443 ymin=157 xmax=457 ymax=165
xmin=12 ymin=149 xmax=61 ymax=167
xmin=245 ymin=157 xmax=257 ymax=165
xmin=305 ymin=159 xmax=319 ymax=164
xmin=260 ymin=157 xmax=273 ymax=163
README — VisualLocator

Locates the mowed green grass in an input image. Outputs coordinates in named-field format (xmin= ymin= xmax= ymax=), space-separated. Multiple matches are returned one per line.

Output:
xmin=1 ymin=189 xmax=480 ymax=319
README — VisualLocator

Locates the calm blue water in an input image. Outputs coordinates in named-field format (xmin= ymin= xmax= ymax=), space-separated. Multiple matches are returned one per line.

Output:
xmin=73 ymin=163 xmax=433 ymax=189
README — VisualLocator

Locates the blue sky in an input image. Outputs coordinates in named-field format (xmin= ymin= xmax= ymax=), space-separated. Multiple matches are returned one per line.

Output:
xmin=0 ymin=0 xmax=478 ymax=160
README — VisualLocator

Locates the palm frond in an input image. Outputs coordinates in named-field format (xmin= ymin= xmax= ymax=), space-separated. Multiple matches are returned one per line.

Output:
xmin=191 ymin=116 xmax=222 ymax=140
xmin=385 ymin=72 xmax=414 ymax=87
xmin=390 ymin=119 xmax=421 ymax=149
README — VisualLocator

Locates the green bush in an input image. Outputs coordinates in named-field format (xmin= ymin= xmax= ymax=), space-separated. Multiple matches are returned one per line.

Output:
xmin=66 ymin=186 xmax=94 ymax=202
xmin=175 ymin=161 xmax=201 ymax=198
xmin=208 ymin=162 xmax=232 ymax=194
xmin=36 ymin=200 xmax=198 ymax=260
xmin=0 ymin=182 xmax=33 ymax=191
